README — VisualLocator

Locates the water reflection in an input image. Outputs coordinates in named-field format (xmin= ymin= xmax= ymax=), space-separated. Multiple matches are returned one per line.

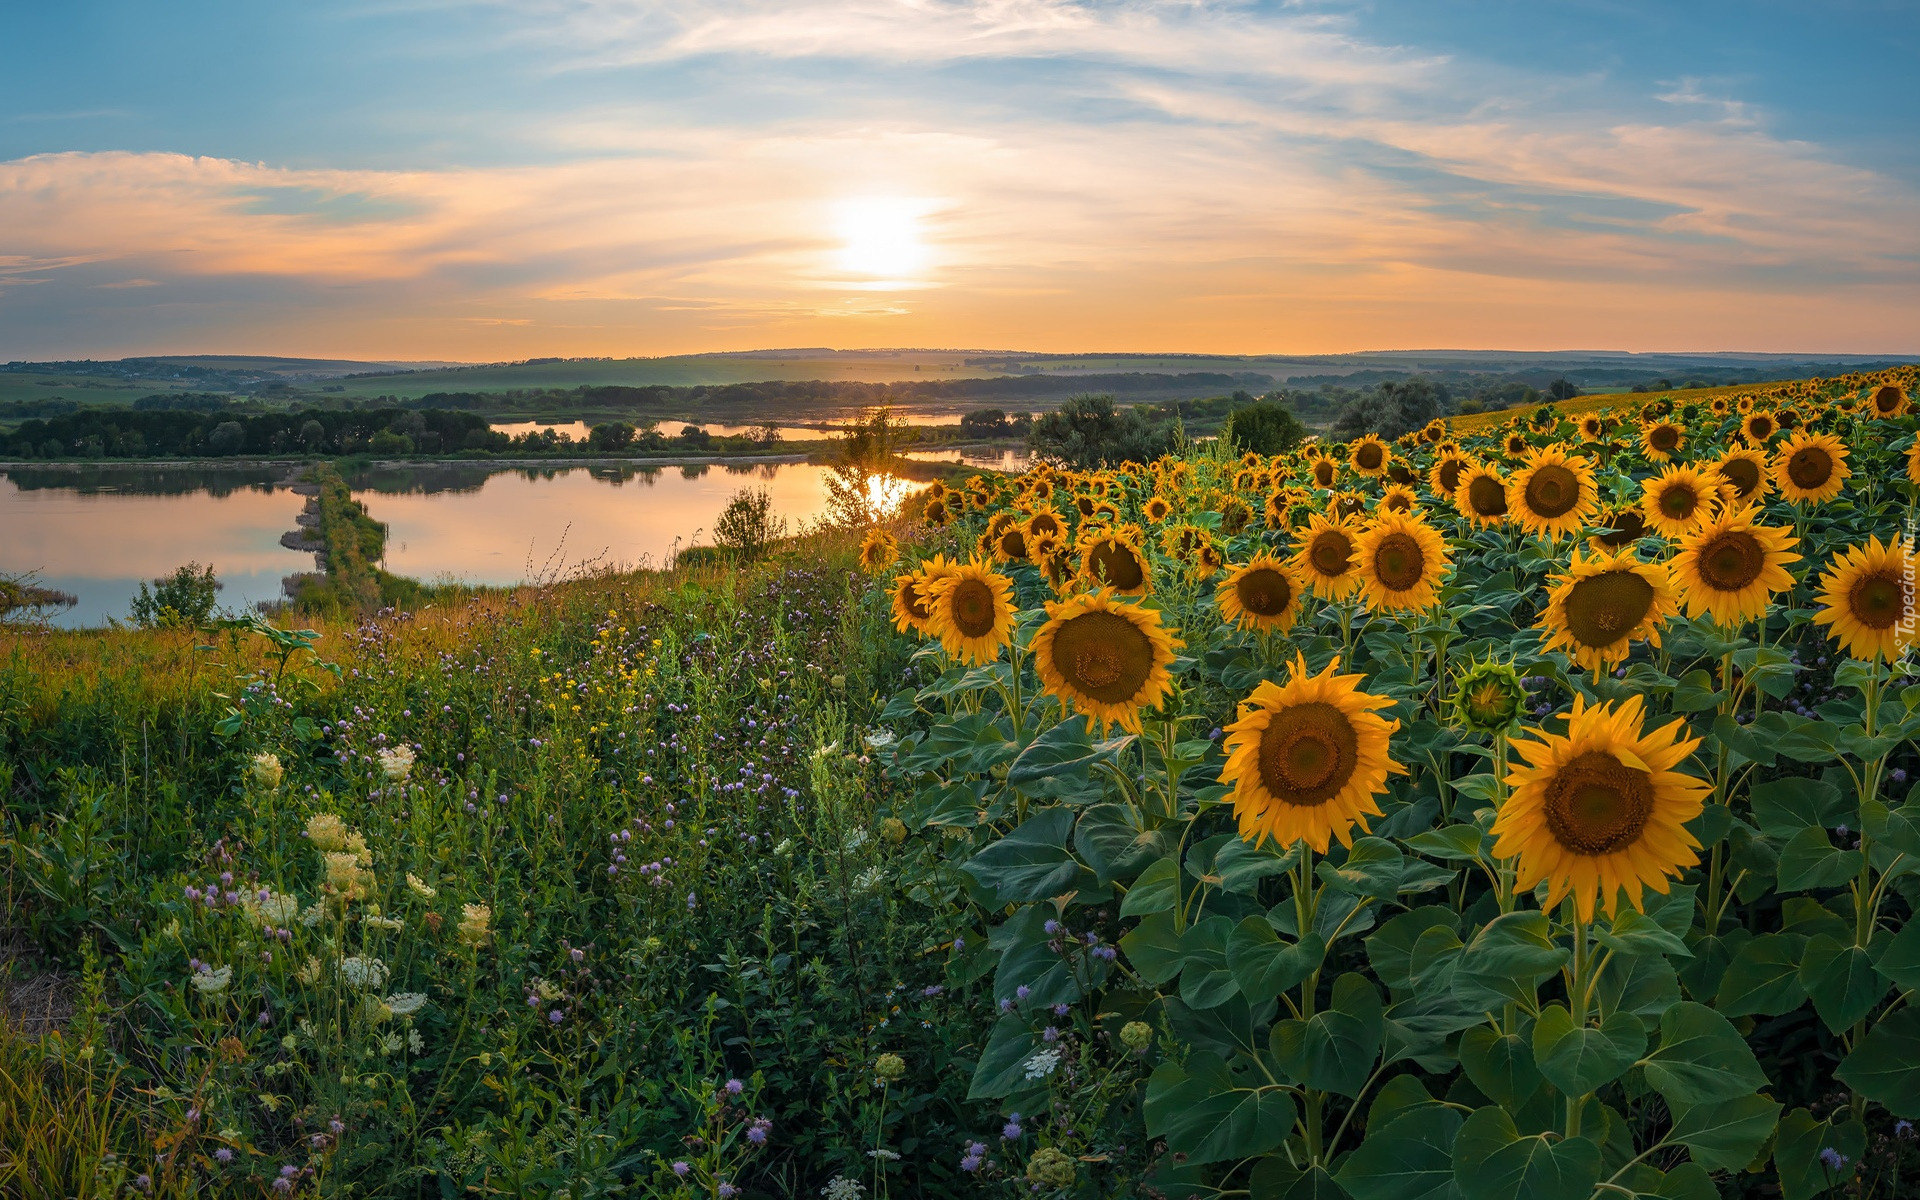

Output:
xmin=2 ymin=461 xmax=921 ymax=627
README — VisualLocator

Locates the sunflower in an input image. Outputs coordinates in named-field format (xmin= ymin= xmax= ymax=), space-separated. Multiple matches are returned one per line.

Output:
xmin=1195 ymin=542 xmax=1225 ymax=579
xmin=1450 ymin=656 xmax=1528 ymax=735
xmin=991 ymin=524 xmax=1032 ymax=563
xmin=858 ymin=527 xmax=899 ymax=575
xmin=1773 ymin=431 xmax=1851 ymax=504
xmin=1380 ymin=484 xmax=1418 ymax=513
xmin=1220 ymin=495 xmax=1254 ymax=535
xmin=1354 ymin=511 xmax=1450 ymax=613
xmin=1263 ymin=488 xmax=1296 ymax=530
xmin=1216 ymin=554 xmax=1304 ymax=633
xmin=1455 ymin=464 xmax=1511 ymax=527
xmin=924 ymin=559 xmax=1018 ymax=665
xmin=1507 ymin=445 xmax=1599 ymax=539
xmin=1589 ymin=506 xmax=1650 ymax=552
xmin=1538 ymin=548 xmax=1678 ymax=672
xmin=1736 ymin=395 xmax=1755 ymax=414
xmin=1775 ymin=406 xmax=1801 ymax=431
xmin=1350 ymin=435 xmax=1391 ymax=477
xmin=1331 ymin=491 xmax=1368 ymax=520
xmin=1078 ymin=532 xmax=1153 ymax=596
xmin=1386 ymin=462 xmax=1418 ymax=487
xmin=889 ymin=554 xmax=956 ymax=635
xmin=1503 ymin=432 xmax=1530 ymax=458
xmin=1669 ymin=506 xmax=1801 ymax=626
xmin=1031 ymin=590 xmax=1183 ymax=734
xmin=1429 ymin=451 xmax=1474 ymax=500
xmin=922 ymin=497 xmax=953 ymax=527
xmin=1160 ymin=522 xmax=1209 ymax=560
xmin=1863 ymin=384 xmax=1910 ymax=418
xmin=984 ymin=510 xmax=1021 ymax=544
xmin=1491 ymin=694 xmax=1710 ymax=921
xmin=1641 ymin=421 xmax=1684 ymax=462
xmin=1741 ymin=411 xmax=1777 ymax=446
xmin=1220 ymin=655 xmax=1406 ymax=854
xmin=1639 ymin=464 xmax=1724 ymax=539
xmin=1291 ymin=513 xmax=1364 ymax=601
xmin=1579 ymin=415 xmax=1606 ymax=442
xmin=1310 ymin=457 xmax=1338 ymax=488
xmin=1908 ymin=441 xmax=1920 ymax=486
xmin=1023 ymin=508 xmax=1068 ymax=543
xmin=1709 ymin=397 xmax=1730 ymax=415
xmin=1812 ymin=537 xmax=1916 ymax=662
xmin=1421 ymin=418 xmax=1447 ymax=443
xmin=1141 ymin=494 xmax=1173 ymax=523
xmin=1712 ymin=446 xmax=1771 ymax=505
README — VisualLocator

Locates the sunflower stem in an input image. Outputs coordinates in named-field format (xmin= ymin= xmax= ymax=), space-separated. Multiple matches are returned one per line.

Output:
xmin=1565 ymin=902 xmax=1590 ymax=1141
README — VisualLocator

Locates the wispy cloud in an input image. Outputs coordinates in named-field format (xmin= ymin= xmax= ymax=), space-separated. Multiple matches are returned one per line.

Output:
xmin=2 ymin=0 xmax=1917 ymax=356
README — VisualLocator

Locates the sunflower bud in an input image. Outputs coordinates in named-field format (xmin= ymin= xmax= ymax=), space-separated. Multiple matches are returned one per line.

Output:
xmin=873 ymin=1053 xmax=906 ymax=1083
xmin=1119 ymin=1021 xmax=1153 ymax=1054
xmin=1026 ymin=1147 xmax=1076 ymax=1189
xmin=1449 ymin=658 xmax=1527 ymax=736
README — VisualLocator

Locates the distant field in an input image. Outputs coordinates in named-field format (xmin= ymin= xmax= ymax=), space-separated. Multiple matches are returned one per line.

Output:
xmin=324 ymin=351 xmax=1012 ymax=399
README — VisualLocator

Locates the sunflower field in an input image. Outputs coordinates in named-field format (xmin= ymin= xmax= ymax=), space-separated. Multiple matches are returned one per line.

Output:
xmin=865 ymin=367 xmax=1920 ymax=1198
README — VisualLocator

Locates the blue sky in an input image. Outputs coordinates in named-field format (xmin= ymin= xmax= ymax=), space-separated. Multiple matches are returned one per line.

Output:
xmin=3 ymin=1 xmax=1917 ymax=358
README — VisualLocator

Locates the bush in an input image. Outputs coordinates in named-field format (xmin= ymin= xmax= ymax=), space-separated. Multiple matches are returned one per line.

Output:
xmin=712 ymin=487 xmax=787 ymax=559
xmin=129 ymin=562 xmax=223 ymax=628
xmin=1330 ymin=377 xmax=1445 ymax=440
xmin=1221 ymin=400 xmax=1306 ymax=454
xmin=1027 ymin=394 xmax=1174 ymax=467
xmin=367 ymin=430 xmax=413 ymax=455
xmin=590 ymin=422 xmax=637 ymax=452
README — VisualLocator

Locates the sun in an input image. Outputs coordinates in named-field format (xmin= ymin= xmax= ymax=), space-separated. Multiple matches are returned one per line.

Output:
xmin=833 ymin=197 xmax=931 ymax=285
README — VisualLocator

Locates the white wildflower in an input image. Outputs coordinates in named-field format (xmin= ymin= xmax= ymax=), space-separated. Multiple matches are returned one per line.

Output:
xmin=772 ymin=839 xmax=795 ymax=857
xmin=380 ymin=1032 xmax=403 ymax=1055
xmin=863 ymin=729 xmax=896 ymax=751
xmin=340 ymin=956 xmax=389 ymax=990
xmin=377 ymin=745 xmax=415 ymax=781
xmin=842 ymin=827 xmax=871 ymax=853
xmin=298 ymin=902 xmax=327 ymax=928
xmin=821 ymin=1178 xmax=866 ymax=1200
xmin=386 ymin=992 xmax=428 ymax=1017
xmin=866 ymin=1148 xmax=901 ymax=1161
xmin=1022 ymin=1049 xmax=1062 ymax=1081
xmin=532 ymin=977 xmax=564 ymax=1002
xmin=810 ymin=742 xmax=840 ymax=764
xmin=405 ymin=873 xmax=437 ymax=899
xmin=364 ymin=915 xmax=403 ymax=931
xmin=249 ymin=752 xmax=284 ymax=790
xmin=852 ymin=865 xmax=886 ymax=894
xmin=251 ymin=892 xmax=299 ymax=928
xmin=190 ymin=965 xmax=233 ymax=995
xmin=407 ymin=1028 xmax=424 ymax=1054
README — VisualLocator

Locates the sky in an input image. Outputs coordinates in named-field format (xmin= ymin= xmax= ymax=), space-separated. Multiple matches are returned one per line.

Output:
xmin=3 ymin=0 xmax=1918 ymax=361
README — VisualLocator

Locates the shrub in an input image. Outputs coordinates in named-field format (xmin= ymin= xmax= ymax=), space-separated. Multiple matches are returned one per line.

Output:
xmin=129 ymin=562 xmax=223 ymax=628
xmin=1221 ymin=400 xmax=1306 ymax=454
xmin=712 ymin=486 xmax=787 ymax=559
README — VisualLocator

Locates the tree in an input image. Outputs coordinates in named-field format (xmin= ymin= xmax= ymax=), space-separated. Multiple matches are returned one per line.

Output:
xmin=130 ymin=562 xmax=223 ymax=628
xmin=1222 ymin=401 xmax=1306 ymax=455
xmin=712 ymin=487 xmax=787 ymax=560
xmin=206 ymin=421 xmax=246 ymax=455
xmin=750 ymin=422 xmax=781 ymax=446
xmin=1331 ymin=378 xmax=1445 ymax=441
xmin=1027 ymin=395 xmax=1175 ymax=468
xmin=1547 ymin=378 xmax=1580 ymax=401
xmin=823 ymin=407 xmax=915 ymax=528
xmin=678 ymin=424 xmax=713 ymax=450
xmin=590 ymin=422 xmax=637 ymax=452
xmin=960 ymin=408 xmax=1013 ymax=438
xmin=299 ymin=419 xmax=326 ymax=451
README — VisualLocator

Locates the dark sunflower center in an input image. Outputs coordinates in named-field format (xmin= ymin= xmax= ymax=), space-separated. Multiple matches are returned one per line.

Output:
xmin=1029 ymin=513 xmax=1061 ymax=538
xmin=1222 ymin=502 xmax=1251 ymax=534
xmin=1313 ymin=461 xmax=1336 ymax=486
xmin=1564 ymin=570 xmax=1656 ymax=648
xmin=1596 ymin=509 xmax=1646 ymax=548
xmin=1507 ymin=438 xmax=1526 ymax=454
xmin=1235 ymin=567 xmax=1293 ymax=616
xmin=999 ymin=529 xmax=1028 ymax=560
xmin=1309 ymin=531 xmax=1354 ymax=577
xmin=1372 ymin=532 xmax=1426 ymax=591
xmin=1438 ymin=460 xmax=1465 ymax=493
xmin=1874 ymin=386 xmax=1903 ymax=413
xmin=1787 ymin=446 xmax=1833 ymax=489
xmin=950 ymin=579 xmax=998 ymax=637
xmin=1389 ymin=464 xmax=1415 ymax=485
xmin=1543 ymin=751 xmax=1654 ymax=855
xmin=1849 ymin=571 xmax=1901 ymax=630
xmin=1334 ymin=495 xmax=1365 ymax=518
xmin=1718 ymin=458 xmax=1760 ymax=498
xmin=1697 ymin=531 xmax=1764 ymax=591
xmin=1524 ymin=465 xmax=1580 ymax=517
xmin=1749 ymin=417 xmax=1774 ymax=439
xmin=1651 ymin=425 xmax=1679 ymax=450
xmin=1659 ymin=483 xmax=1698 ymax=519
xmin=1256 ymin=701 xmax=1359 ymax=806
xmin=900 ymin=581 xmax=931 ymax=620
xmin=1087 ymin=541 xmax=1145 ymax=590
xmin=1778 ymin=410 xmax=1799 ymax=428
xmin=1468 ymin=475 xmax=1508 ymax=516
xmin=1147 ymin=500 xmax=1167 ymax=518
xmin=1385 ymin=493 xmax=1411 ymax=512
xmin=1356 ymin=444 xmax=1383 ymax=470
xmin=1076 ymin=496 xmax=1096 ymax=517
xmin=1053 ymin=611 xmax=1154 ymax=702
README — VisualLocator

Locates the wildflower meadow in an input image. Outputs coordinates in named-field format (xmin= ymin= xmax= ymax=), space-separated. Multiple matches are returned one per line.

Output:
xmin=4 ymin=366 xmax=1920 ymax=1199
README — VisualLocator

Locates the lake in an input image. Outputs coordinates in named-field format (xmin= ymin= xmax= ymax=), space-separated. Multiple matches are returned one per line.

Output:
xmin=0 ymin=460 xmax=921 ymax=628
